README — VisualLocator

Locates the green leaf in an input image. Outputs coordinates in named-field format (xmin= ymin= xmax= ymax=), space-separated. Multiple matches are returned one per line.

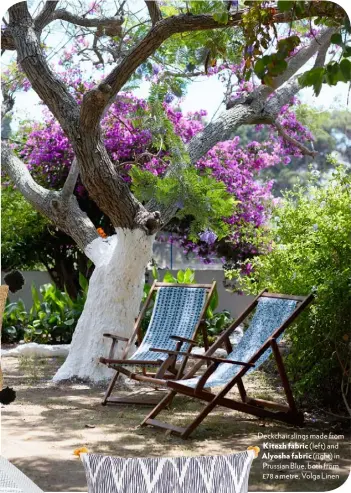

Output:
xmin=340 ymin=59 xmax=351 ymax=81
xmin=177 ymin=270 xmax=185 ymax=283
xmin=213 ymin=12 xmax=229 ymax=25
xmin=78 ymin=272 xmax=89 ymax=293
xmin=299 ymin=67 xmax=325 ymax=95
xmin=209 ymin=287 xmax=219 ymax=312
xmin=31 ymin=283 xmax=41 ymax=313
xmin=254 ymin=59 xmax=266 ymax=77
xmin=206 ymin=306 xmax=214 ymax=319
xmin=163 ymin=271 xmax=176 ymax=283
xmin=151 ymin=264 xmax=158 ymax=280
xmin=64 ymin=319 xmax=75 ymax=326
xmin=330 ymin=33 xmax=343 ymax=47
xmin=269 ymin=59 xmax=288 ymax=76
xmin=277 ymin=1 xmax=293 ymax=12
xmin=184 ymin=268 xmax=195 ymax=284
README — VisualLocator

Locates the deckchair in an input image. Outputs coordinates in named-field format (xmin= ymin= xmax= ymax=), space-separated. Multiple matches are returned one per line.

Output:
xmin=100 ymin=281 xmax=216 ymax=405
xmin=0 ymin=456 xmax=44 ymax=493
xmin=141 ymin=289 xmax=313 ymax=438
xmin=79 ymin=447 xmax=259 ymax=493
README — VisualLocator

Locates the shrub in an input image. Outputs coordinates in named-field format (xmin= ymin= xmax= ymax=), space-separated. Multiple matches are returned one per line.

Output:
xmin=227 ymin=164 xmax=351 ymax=414
xmin=2 ymin=278 xmax=88 ymax=344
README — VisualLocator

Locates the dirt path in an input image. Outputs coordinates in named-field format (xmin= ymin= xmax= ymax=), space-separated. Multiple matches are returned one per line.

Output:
xmin=1 ymin=356 xmax=350 ymax=492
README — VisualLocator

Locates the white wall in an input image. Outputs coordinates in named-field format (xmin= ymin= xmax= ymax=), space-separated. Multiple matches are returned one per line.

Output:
xmin=1 ymin=270 xmax=52 ymax=309
xmin=1 ymin=268 xmax=254 ymax=318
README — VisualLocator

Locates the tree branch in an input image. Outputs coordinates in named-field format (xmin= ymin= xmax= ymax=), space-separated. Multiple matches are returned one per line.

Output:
xmin=61 ymin=158 xmax=79 ymax=200
xmin=270 ymin=119 xmax=317 ymax=157
xmin=50 ymin=9 xmax=124 ymax=30
xmin=8 ymin=2 xmax=80 ymax=139
xmin=2 ymin=4 xmax=124 ymax=50
xmin=34 ymin=1 xmax=59 ymax=31
xmin=272 ymin=27 xmax=336 ymax=89
xmin=189 ymin=27 xmax=335 ymax=163
xmin=145 ymin=1 xmax=162 ymax=25
xmin=314 ymin=41 xmax=330 ymax=69
xmin=1 ymin=87 xmax=14 ymax=120
xmin=1 ymin=142 xmax=99 ymax=253
xmin=79 ymin=4 xmax=342 ymax=131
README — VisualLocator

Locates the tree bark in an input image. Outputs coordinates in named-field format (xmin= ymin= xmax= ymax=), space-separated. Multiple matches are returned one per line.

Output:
xmin=53 ymin=228 xmax=154 ymax=382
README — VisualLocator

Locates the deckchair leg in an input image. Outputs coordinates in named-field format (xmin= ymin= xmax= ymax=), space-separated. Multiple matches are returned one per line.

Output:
xmin=180 ymin=398 xmax=218 ymax=439
xmin=270 ymin=338 xmax=297 ymax=413
xmin=102 ymin=370 xmax=120 ymax=405
xmin=140 ymin=390 xmax=177 ymax=426
xmin=237 ymin=378 xmax=247 ymax=402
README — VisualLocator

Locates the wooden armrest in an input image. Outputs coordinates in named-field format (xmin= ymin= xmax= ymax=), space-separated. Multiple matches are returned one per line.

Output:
xmin=103 ymin=333 xmax=129 ymax=342
xmin=169 ymin=335 xmax=197 ymax=345
xmin=99 ymin=357 xmax=162 ymax=366
xmin=150 ymin=348 xmax=254 ymax=368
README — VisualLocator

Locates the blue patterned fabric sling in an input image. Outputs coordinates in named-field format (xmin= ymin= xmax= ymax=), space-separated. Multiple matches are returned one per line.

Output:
xmin=81 ymin=449 xmax=256 ymax=493
xmin=0 ymin=457 xmax=44 ymax=493
xmin=183 ymin=297 xmax=297 ymax=388
xmin=129 ymin=287 xmax=207 ymax=363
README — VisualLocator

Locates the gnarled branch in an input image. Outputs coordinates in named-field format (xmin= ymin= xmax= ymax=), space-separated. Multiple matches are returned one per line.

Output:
xmin=1 ymin=142 xmax=99 ymax=253
xmin=270 ymin=119 xmax=317 ymax=157
xmin=34 ymin=1 xmax=59 ymax=31
xmin=272 ymin=27 xmax=336 ymax=89
xmin=79 ymin=4 xmax=342 ymax=131
xmin=145 ymin=1 xmax=162 ymax=25
xmin=8 ymin=2 xmax=80 ymax=139
xmin=61 ymin=158 xmax=79 ymax=200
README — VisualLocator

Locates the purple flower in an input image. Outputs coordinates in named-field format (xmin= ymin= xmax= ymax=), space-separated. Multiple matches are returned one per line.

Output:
xmin=164 ymin=92 xmax=174 ymax=103
xmin=199 ymin=229 xmax=218 ymax=245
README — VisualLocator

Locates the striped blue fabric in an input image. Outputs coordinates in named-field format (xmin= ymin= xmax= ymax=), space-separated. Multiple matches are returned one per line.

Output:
xmin=183 ymin=297 xmax=297 ymax=388
xmin=81 ymin=450 xmax=255 ymax=493
xmin=0 ymin=456 xmax=44 ymax=493
xmin=129 ymin=287 xmax=207 ymax=363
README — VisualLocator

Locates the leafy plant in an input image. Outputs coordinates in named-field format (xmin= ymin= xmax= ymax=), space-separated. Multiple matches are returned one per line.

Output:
xmin=227 ymin=162 xmax=351 ymax=413
xmin=2 ymin=278 xmax=89 ymax=345
xmin=2 ymin=300 xmax=28 ymax=343
xmin=204 ymin=309 xmax=233 ymax=345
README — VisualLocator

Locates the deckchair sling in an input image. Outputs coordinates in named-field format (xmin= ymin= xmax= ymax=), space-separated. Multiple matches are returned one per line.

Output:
xmin=80 ymin=448 xmax=258 ymax=493
xmin=0 ymin=456 xmax=44 ymax=493
xmin=141 ymin=290 xmax=313 ymax=438
xmin=99 ymin=282 xmax=216 ymax=405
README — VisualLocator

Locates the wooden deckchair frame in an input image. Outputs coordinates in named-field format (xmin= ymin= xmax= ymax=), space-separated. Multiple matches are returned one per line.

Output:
xmin=100 ymin=281 xmax=217 ymax=405
xmin=141 ymin=289 xmax=314 ymax=438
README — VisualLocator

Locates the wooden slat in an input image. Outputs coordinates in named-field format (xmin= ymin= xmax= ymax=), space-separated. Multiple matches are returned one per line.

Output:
xmin=270 ymin=338 xmax=297 ymax=412
xmin=245 ymin=396 xmax=290 ymax=412
xmin=154 ymin=282 xmax=214 ymax=289
xmin=106 ymin=396 xmax=164 ymax=406
xmin=150 ymin=348 xmax=255 ymax=367
xmin=100 ymin=357 xmax=162 ymax=366
xmin=261 ymin=292 xmax=306 ymax=301
xmin=145 ymin=419 xmax=186 ymax=435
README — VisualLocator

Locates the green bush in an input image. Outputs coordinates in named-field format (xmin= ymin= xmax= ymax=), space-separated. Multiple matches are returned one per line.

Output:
xmin=227 ymin=164 xmax=351 ymax=413
xmin=2 ymin=277 xmax=88 ymax=344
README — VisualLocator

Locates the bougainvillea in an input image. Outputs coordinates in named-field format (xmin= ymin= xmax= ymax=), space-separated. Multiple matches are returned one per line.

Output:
xmin=9 ymin=59 xmax=313 ymax=265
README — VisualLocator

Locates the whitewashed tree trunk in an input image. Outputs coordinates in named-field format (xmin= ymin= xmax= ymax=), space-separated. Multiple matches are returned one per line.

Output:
xmin=53 ymin=228 xmax=154 ymax=383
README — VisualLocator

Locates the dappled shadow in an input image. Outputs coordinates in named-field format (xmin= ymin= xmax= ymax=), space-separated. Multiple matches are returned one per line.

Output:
xmin=2 ymin=357 xmax=350 ymax=492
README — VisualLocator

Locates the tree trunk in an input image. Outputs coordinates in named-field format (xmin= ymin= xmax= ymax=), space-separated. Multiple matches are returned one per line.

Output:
xmin=53 ymin=228 xmax=154 ymax=383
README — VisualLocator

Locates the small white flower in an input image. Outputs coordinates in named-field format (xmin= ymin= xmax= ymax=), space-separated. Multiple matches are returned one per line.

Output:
xmin=312 ymin=224 xmax=318 ymax=231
